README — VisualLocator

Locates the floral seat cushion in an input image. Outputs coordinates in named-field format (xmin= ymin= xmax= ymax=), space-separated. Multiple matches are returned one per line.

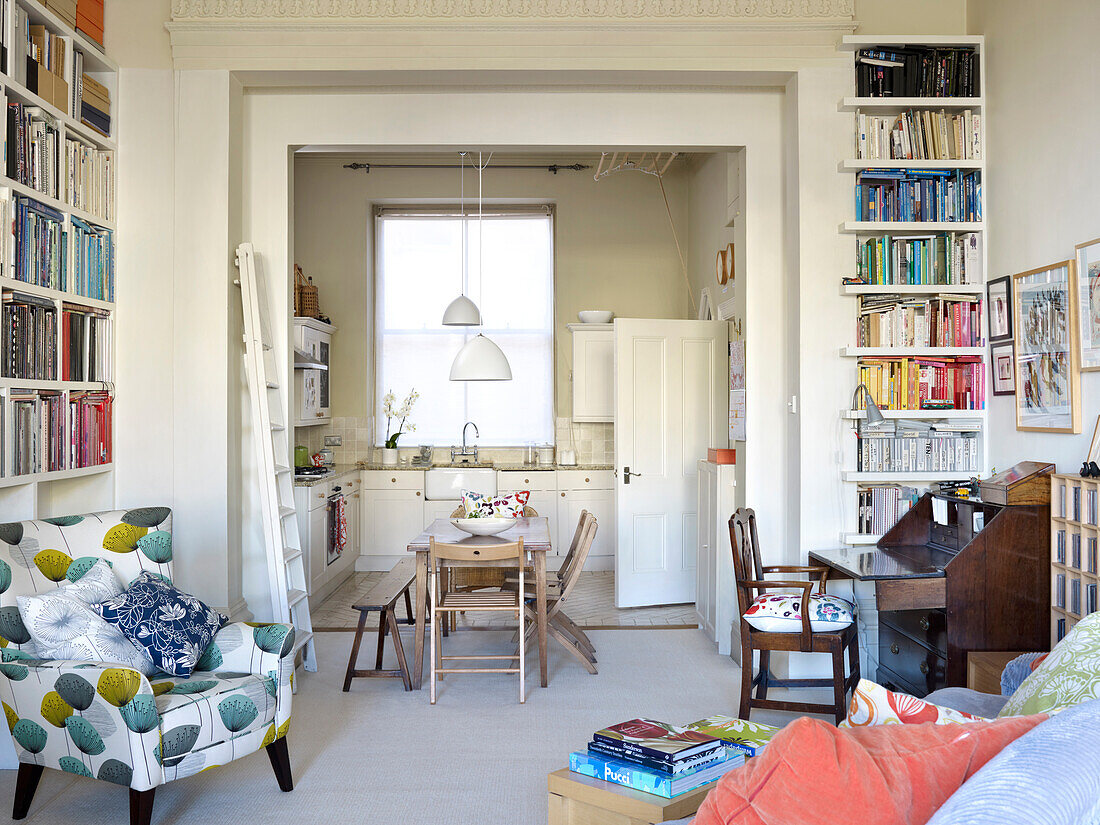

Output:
xmin=742 ymin=592 xmax=855 ymax=633
xmin=151 ymin=671 xmax=277 ymax=755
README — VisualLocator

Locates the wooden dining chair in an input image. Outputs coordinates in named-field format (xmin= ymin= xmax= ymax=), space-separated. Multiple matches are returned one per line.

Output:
xmin=522 ymin=513 xmax=599 ymax=673
xmin=504 ymin=508 xmax=590 ymax=594
xmin=449 ymin=505 xmax=539 ymax=597
xmin=730 ymin=508 xmax=860 ymax=724
xmin=428 ymin=537 xmax=527 ymax=704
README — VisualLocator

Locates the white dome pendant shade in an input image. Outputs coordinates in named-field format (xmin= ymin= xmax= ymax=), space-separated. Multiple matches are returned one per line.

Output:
xmin=442 ymin=294 xmax=482 ymax=326
xmin=449 ymin=334 xmax=513 ymax=381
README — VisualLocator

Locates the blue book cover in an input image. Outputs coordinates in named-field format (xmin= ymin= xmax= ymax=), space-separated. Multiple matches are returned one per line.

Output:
xmin=569 ymin=750 xmax=743 ymax=799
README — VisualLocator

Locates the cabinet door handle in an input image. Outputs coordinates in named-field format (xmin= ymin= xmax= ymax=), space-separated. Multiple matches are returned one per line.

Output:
xmin=316 ymin=493 xmax=324 ymax=499
xmin=391 ymin=478 xmax=397 ymax=483
xmin=919 ymin=616 xmax=931 ymax=631
xmin=919 ymin=661 xmax=931 ymax=675
xmin=353 ymin=493 xmax=360 ymax=499
xmin=890 ymin=643 xmax=900 ymax=655
xmin=524 ymin=478 xmax=530 ymax=484
xmin=584 ymin=477 xmax=590 ymax=483
xmin=561 ymin=492 xmax=566 ymax=498
xmin=416 ymin=491 xmax=421 ymax=497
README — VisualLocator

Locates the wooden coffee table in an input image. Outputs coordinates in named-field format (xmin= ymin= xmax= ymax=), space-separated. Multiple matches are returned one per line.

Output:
xmin=548 ymin=768 xmax=715 ymax=825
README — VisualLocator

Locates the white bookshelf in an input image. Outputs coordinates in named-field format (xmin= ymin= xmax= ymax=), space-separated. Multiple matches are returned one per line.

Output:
xmin=838 ymin=34 xmax=988 ymax=546
xmin=0 ymin=0 xmax=116 ymax=516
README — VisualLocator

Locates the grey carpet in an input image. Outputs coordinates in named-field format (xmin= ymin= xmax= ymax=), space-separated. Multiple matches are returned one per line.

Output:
xmin=0 ymin=629 xmax=801 ymax=825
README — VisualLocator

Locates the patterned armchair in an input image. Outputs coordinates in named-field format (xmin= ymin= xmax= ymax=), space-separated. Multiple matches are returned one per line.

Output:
xmin=0 ymin=509 xmax=295 ymax=825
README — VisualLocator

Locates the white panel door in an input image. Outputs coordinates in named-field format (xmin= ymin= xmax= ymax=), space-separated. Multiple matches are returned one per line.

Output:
xmin=362 ymin=489 xmax=425 ymax=556
xmin=615 ymin=319 xmax=728 ymax=608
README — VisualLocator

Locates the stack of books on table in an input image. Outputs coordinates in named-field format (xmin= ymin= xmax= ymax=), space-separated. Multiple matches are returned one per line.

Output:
xmin=570 ymin=718 xmax=752 ymax=799
xmin=683 ymin=715 xmax=780 ymax=758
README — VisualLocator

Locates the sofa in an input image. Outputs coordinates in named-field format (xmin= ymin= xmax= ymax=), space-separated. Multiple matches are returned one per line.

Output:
xmin=0 ymin=509 xmax=296 ymax=825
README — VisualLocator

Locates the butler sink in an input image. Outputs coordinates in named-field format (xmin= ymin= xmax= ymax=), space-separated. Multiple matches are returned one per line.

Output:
xmin=425 ymin=467 xmax=497 ymax=500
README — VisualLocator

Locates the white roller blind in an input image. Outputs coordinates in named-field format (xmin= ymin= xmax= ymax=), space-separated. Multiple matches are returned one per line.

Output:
xmin=375 ymin=210 xmax=554 ymax=447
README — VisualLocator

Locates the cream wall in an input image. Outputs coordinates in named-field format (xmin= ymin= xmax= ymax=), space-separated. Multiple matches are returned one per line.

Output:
xmin=969 ymin=0 xmax=1100 ymax=474
xmin=292 ymin=155 xmax=690 ymax=430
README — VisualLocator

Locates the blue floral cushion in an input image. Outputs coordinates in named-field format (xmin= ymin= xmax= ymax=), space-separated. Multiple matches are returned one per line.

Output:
xmin=95 ymin=572 xmax=227 ymax=677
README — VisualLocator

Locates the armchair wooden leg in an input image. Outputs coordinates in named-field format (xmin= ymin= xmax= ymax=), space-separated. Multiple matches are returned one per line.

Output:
xmin=738 ymin=639 xmax=754 ymax=721
xmin=129 ymin=787 xmax=156 ymax=825
xmin=755 ymin=650 xmax=771 ymax=701
xmin=12 ymin=763 xmax=43 ymax=820
xmin=266 ymin=737 xmax=295 ymax=792
xmin=831 ymin=643 xmax=848 ymax=725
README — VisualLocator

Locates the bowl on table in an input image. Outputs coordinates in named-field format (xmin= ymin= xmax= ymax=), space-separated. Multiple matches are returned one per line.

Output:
xmin=577 ymin=310 xmax=614 ymax=324
xmin=450 ymin=517 xmax=515 ymax=537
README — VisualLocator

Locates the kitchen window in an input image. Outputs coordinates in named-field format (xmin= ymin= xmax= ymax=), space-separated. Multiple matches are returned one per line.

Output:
xmin=375 ymin=206 xmax=555 ymax=447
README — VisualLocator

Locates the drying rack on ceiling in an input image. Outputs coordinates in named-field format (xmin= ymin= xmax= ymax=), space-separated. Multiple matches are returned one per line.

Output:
xmin=592 ymin=151 xmax=679 ymax=181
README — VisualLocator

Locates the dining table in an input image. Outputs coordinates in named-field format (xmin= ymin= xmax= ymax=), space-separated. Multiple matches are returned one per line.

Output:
xmin=407 ymin=516 xmax=551 ymax=690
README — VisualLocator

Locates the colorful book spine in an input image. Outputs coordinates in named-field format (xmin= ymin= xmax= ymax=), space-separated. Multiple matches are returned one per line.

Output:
xmin=591 ymin=733 xmax=722 ymax=766
xmin=586 ymin=741 xmax=725 ymax=775
xmin=569 ymin=752 xmax=740 ymax=799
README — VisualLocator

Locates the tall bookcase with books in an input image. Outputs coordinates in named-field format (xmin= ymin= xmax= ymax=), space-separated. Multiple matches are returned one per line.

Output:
xmin=838 ymin=36 xmax=987 ymax=545
xmin=0 ymin=0 xmax=115 ymax=518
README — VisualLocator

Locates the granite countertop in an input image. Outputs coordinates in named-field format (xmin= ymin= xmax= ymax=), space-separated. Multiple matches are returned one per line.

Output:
xmin=355 ymin=462 xmax=614 ymax=472
xmin=291 ymin=464 xmax=360 ymax=487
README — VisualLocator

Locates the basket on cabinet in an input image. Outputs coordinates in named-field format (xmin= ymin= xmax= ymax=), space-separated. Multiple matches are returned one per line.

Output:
xmin=295 ymin=264 xmax=321 ymax=318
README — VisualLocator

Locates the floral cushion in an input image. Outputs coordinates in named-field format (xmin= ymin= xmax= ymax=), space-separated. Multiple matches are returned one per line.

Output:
xmin=491 ymin=491 xmax=531 ymax=518
xmin=96 ymin=572 xmax=227 ymax=677
xmin=998 ymin=612 xmax=1100 ymax=717
xmin=16 ymin=560 xmax=156 ymax=676
xmin=742 ymin=592 xmax=855 ymax=633
xmin=150 ymin=671 xmax=277 ymax=755
xmin=461 ymin=490 xmax=494 ymax=517
xmin=841 ymin=679 xmax=985 ymax=728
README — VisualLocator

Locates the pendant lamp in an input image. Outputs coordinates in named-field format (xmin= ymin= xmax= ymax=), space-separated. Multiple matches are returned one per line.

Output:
xmin=442 ymin=152 xmax=482 ymax=326
xmin=450 ymin=151 xmax=513 ymax=382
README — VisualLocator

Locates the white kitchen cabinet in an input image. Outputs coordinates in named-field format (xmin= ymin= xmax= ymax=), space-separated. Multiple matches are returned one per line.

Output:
xmin=307 ymin=504 xmax=327 ymax=598
xmin=295 ymin=472 xmax=360 ymax=609
xmin=568 ymin=323 xmax=614 ymax=423
xmin=293 ymin=318 xmax=335 ymax=426
xmin=498 ymin=469 xmax=558 ymax=558
xmin=696 ymin=460 xmax=738 ymax=659
xmin=360 ymin=470 xmax=426 ymax=571
xmin=556 ymin=470 xmax=614 ymax=571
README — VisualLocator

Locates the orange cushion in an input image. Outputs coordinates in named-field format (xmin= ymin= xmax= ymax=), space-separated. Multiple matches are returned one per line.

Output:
xmin=692 ymin=714 xmax=1046 ymax=825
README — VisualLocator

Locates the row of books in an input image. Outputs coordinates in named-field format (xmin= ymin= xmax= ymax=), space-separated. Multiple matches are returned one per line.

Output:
xmin=1055 ymin=574 xmax=1098 ymax=618
xmin=856 ymin=484 xmax=918 ymax=536
xmin=858 ymin=356 xmax=984 ymax=411
xmin=857 ymin=432 xmax=979 ymax=474
xmin=856 ymin=295 xmax=984 ymax=348
xmin=570 ymin=717 xmax=778 ymax=799
xmin=1057 ymin=485 xmax=1097 ymax=525
xmin=5 ymin=100 xmax=59 ymax=199
xmin=61 ymin=302 xmax=109 ymax=381
xmin=0 ymin=191 xmax=114 ymax=301
xmin=64 ymin=128 xmax=112 ymax=221
xmin=2 ymin=291 xmax=56 ymax=379
xmin=856 ymin=169 xmax=981 ymax=223
xmin=855 ymin=46 xmax=979 ymax=98
xmin=851 ymin=232 xmax=981 ymax=286
xmin=78 ymin=71 xmax=109 ymax=137
xmin=1055 ymin=529 xmax=1098 ymax=574
xmin=3 ymin=387 xmax=111 ymax=476
xmin=856 ymin=109 xmax=981 ymax=162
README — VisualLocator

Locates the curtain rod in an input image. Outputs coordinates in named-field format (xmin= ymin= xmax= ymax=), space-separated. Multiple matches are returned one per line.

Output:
xmin=343 ymin=162 xmax=590 ymax=175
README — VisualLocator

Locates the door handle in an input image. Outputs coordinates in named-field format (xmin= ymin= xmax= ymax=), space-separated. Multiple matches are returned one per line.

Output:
xmin=623 ymin=466 xmax=642 ymax=484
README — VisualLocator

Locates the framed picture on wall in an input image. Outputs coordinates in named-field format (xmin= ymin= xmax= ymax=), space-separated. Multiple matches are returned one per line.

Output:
xmin=991 ymin=341 xmax=1016 ymax=396
xmin=987 ymin=275 xmax=1013 ymax=342
xmin=1012 ymin=259 xmax=1082 ymax=433
xmin=1075 ymin=237 xmax=1100 ymax=371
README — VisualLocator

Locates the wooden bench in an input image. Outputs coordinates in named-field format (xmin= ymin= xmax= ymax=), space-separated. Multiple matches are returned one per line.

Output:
xmin=343 ymin=557 xmax=416 ymax=692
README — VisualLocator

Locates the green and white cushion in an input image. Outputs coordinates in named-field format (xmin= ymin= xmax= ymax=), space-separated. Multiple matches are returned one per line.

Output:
xmin=998 ymin=611 xmax=1100 ymax=717
xmin=0 ymin=509 xmax=294 ymax=795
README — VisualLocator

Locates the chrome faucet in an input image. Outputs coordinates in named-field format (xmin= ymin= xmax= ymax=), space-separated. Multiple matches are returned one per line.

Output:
xmin=451 ymin=421 xmax=480 ymax=464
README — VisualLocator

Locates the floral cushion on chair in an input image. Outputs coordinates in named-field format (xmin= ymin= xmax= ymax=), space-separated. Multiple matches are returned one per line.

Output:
xmin=96 ymin=572 xmax=227 ymax=677
xmin=17 ymin=559 xmax=157 ymax=676
xmin=840 ymin=679 xmax=985 ymax=727
xmin=460 ymin=490 xmax=495 ymax=517
xmin=742 ymin=592 xmax=855 ymax=633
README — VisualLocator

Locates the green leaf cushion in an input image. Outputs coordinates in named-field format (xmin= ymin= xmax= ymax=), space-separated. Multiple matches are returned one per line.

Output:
xmin=998 ymin=612 xmax=1100 ymax=717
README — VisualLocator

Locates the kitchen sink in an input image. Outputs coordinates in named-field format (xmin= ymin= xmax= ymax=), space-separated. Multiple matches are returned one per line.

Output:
xmin=425 ymin=467 xmax=497 ymax=500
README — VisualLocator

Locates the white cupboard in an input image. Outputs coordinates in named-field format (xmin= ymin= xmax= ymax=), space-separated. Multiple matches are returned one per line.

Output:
xmin=557 ymin=470 xmax=614 ymax=569
xmin=295 ymin=471 xmax=359 ymax=609
xmin=293 ymin=318 xmax=334 ymax=426
xmin=568 ymin=324 xmax=614 ymax=423
xmin=695 ymin=460 xmax=739 ymax=659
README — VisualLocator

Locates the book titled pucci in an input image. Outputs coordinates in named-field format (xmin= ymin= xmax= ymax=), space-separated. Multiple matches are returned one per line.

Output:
xmin=569 ymin=750 xmax=744 ymax=799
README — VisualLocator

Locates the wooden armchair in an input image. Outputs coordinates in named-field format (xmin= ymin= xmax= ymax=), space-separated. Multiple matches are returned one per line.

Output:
xmin=730 ymin=508 xmax=860 ymax=724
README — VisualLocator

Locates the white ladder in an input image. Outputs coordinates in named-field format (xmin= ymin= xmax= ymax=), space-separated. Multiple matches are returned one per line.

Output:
xmin=235 ymin=242 xmax=317 ymax=673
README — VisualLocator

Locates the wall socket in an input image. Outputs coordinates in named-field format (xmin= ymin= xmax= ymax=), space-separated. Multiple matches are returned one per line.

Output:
xmin=324 ymin=435 xmax=342 ymax=446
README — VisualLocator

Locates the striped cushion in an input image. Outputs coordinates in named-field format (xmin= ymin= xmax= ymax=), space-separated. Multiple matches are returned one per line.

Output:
xmin=926 ymin=699 xmax=1100 ymax=825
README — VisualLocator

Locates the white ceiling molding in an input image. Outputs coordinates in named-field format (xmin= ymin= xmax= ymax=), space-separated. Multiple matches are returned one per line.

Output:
xmin=171 ymin=0 xmax=854 ymax=21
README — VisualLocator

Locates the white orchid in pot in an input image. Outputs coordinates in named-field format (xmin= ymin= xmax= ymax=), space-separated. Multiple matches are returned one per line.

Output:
xmin=380 ymin=388 xmax=419 ymax=466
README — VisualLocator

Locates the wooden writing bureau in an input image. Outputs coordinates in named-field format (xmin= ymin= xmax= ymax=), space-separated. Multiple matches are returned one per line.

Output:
xmin=811 ymin=462 xmax=1053 ymax=697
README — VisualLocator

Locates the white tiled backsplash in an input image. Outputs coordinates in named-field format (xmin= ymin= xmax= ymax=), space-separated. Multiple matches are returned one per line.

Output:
xmin=297 ymin=416 xmax=613 ymax=465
